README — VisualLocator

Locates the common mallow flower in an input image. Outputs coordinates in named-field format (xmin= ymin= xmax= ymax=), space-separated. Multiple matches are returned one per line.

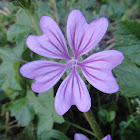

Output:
xmin=102 ymin=134 xmax=112 ymax=140
xmin=20 ymin=9 xmax=124 ymax=115
xmin=74 ymin=133 xmax=89 ymax=140
xmin=74 ymin=133 xmax=112 ymax=140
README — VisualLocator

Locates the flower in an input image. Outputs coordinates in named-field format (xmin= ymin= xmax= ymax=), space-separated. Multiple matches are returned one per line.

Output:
xmin=74 ymin=133 xmax=112 ymax=140
xmin=102 ymin=134 xmax=112 ymax=140
xmin=74 ymin=133 xmax=89 ymax=140
xmin=20 ymin=9 xmax=124 ymax=115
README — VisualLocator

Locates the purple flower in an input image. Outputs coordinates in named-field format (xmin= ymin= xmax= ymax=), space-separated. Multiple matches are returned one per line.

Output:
xmin=74 ymin=133 xmax=112 ymax=140
xmin=20 ymin=9 xmax=124 ymax=115
xmin=102 ymin=134 xmax=112 ymax=140
xmin=74 ymin=133 xmax=89 ymax=140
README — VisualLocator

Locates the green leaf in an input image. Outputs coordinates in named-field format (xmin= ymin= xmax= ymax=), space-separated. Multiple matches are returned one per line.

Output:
xmin=17 ymin=125 xmax=36 ymax=140
xmin=7 ymin=24 xmax=31 ymax=41
xmin=7 ymin=9 xmax=33 ymax=46
xmin=39 ymin=129 xmax=70 ymax=140
xmin=114 ymin=20 xmax=140 ymax=97
xmin=0 ymin=47 xmax=24 ymax=99
xmin=0 ymin=87 xmax=7 ymax=101
xmin=0 ymin=136 xmax=10 ymax=140
xmin=54 ymin=123 xmax=70 ymax=134
xmin=120 ymin=115 xmax=140 ymax=140
xmin=98 ymin=108 xmax=108 ymax=125
xmin=37 ymin=3 xmax=51 ymax=18
xmin=8 ymin=96 xmax=34 ymax=125
xmin=27 ymin=89 xmax=64 ymax=136
xmin=107 ymin=110 xmax=116 ymax=122
xmin=98 ymin=102 xmax=118 ymax=124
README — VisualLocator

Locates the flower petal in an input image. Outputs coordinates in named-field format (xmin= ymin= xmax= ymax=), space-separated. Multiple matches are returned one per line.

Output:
xmin=40 ymin=16 xmax=70 ymax=59
xmin=67 ymin=9 xmax=108 ymax=59
xmin=55 ymin=68 xmax=91 ymax=115
xmin=27 ymin=35 xmax=70 ymax=59
xmin=102 ymin=134 xmax=112 ymax=140
xmin=20 ymin=60 xmax=67 ymax=93
xmin=74 ymin=133 xmax=89 ymax=140
xmin=79 ymin=50 xmax=124 ymax=94
xmin=26 ymin=16 xmax=70 ymax=59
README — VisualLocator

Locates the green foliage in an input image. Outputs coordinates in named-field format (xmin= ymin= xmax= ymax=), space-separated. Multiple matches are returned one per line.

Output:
xmin=0 ymin=47 xmax=24 ymax=99
xmin=120 ymin=115 xmax=140 ymax=140
xmin=98 ymin=102 xmax=117 ymax=124
xmin=16 ymin=126 xmax=70 ymax=140
xmin=1 ymin=0 xmax=140 ymax=140
xmin=107 ymin=110 xmax=116 ymax=122
xmin=17 ymin=125 xmax=37 ymax=140
xmin=0 ymin=87 xmax=7 ymax=101
xmin=114 ymin=20 xmax=140 ymax=97
xmin=98 ymin=108 xmax=108 ymax=125
xmin=8 ymin=96 xmax=34 ymax=125
xmin=7 ymin=9 xmax=33 ymax=46
xmin=11 ymin=0 xmax=36 ymax=12
xmin=39 ymin=129 xmax=70 ymax=140
xmin=27 ymin=89 xmax=64 ymax=136
xmin=37 ymin=2 xmax=51 ymax=18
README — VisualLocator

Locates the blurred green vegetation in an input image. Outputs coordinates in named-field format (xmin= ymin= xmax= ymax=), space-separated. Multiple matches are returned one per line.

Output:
xmin=0 ymin=0 xmax=140 ymax=140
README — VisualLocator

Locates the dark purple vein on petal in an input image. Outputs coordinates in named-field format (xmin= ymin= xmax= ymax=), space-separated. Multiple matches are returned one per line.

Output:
xmin=82 ymin=67 xmax=103 ymax=83
xmin=49 ymin=30 xmax=69 ymax=57
xmin=38 ymin=40 xmax=64 ymax=57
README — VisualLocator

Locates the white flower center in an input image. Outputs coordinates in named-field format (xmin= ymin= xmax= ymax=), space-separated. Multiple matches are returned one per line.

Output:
xmin=67 ymin=58 xmax=78 ymax=69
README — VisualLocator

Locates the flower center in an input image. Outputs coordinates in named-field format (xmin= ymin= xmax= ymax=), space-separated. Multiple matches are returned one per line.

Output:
xmin=67 ymin=58 xmax=78 ymax=69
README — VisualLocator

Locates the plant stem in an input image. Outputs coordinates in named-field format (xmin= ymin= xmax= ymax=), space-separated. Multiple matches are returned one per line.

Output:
xmin=25 ymin=10 xmax=41 ymax=35
xmin=126 ymin=97 xmax=133 ymax=115
xmin=124 ymin=0 xmax=128 ymax=9
xmin=97 ymin=93 xmax=101 ymax=109
xmin=84 ymin=109 xmax=104 ymax=140
xmin=53 ymin=0 xmax=59 ymax=24
xmin=19 ymin=59 xmax=28 ymax=63
xmin=104 ymin=42 xmax=115 ymax=51
xmin=65 ymin=121 xmax=95 ymax=137
xmin=111 ymin=119 xmax=115 ymax=138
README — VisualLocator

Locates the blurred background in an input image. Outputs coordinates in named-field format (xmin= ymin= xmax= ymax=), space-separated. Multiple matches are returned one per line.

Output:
xmin=0 ymin=0 xmax=140 ymax=140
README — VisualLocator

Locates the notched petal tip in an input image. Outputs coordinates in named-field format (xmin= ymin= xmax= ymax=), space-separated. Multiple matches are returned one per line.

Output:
xmin=20 ymin=60 xmax=67 ymax=94
xmin=31 ymin=82 xmax=45 ymax=93
xmin=97 ymin=17 xmax=109 ymax=25
xmin=39 ymin=15 xmax=70 ymax=59
xmin=77 ymin=105 xmax=91 ymax=114
xmin=26 ymin=35 xmax=32 ymax=46
xmin=40 ymin=16 xmax=52 ymax=33
xmin=26 ymin=35 xmax=37 ymax=51
xmin=80 ymin=50 xmax=124 ymax=94
xmin=19 ymin=65 xmax=24 ymax=76
xmin=55 ymin=69 xmax=91 ymax=116
xmin=55 ymin=104 xmax=71 ymax=116
xmin=69 ymin=9 xmax=83 ymax=15
xmin=116 ymin=50 xmax=124 ymax=64
xmin=97 ymin=17 xmax=109 ymax=32
xmin=105 ymin=83 xmax=119 ymax=94
xmin=19 ymin=62 xmax=32 ymax=78
xmin=40 ymin=15 xmax=48 ymax=24
xmin=67 ymin=10 xmax=109 ymax=58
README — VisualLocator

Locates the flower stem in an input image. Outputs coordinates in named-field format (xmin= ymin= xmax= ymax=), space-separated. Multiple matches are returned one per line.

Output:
xmin=25 ymin=10 xmax=42 ymax=35
xmin=97 ymin=93 xmax=101 ymax=109
xmin=126 ymin=97 xmax=133 ymax=115
xmin=84 ymin=109 xmax=104 ymax=140
xmin=53 ymin=0 xmax=59 ymax=24
xmin=111 ymin=119 xmax=115 ymax=138
xmin=65 ymin=121 xmax=95 ymax=137
xmin=104 ymin=42 xmax=115 ymax=51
